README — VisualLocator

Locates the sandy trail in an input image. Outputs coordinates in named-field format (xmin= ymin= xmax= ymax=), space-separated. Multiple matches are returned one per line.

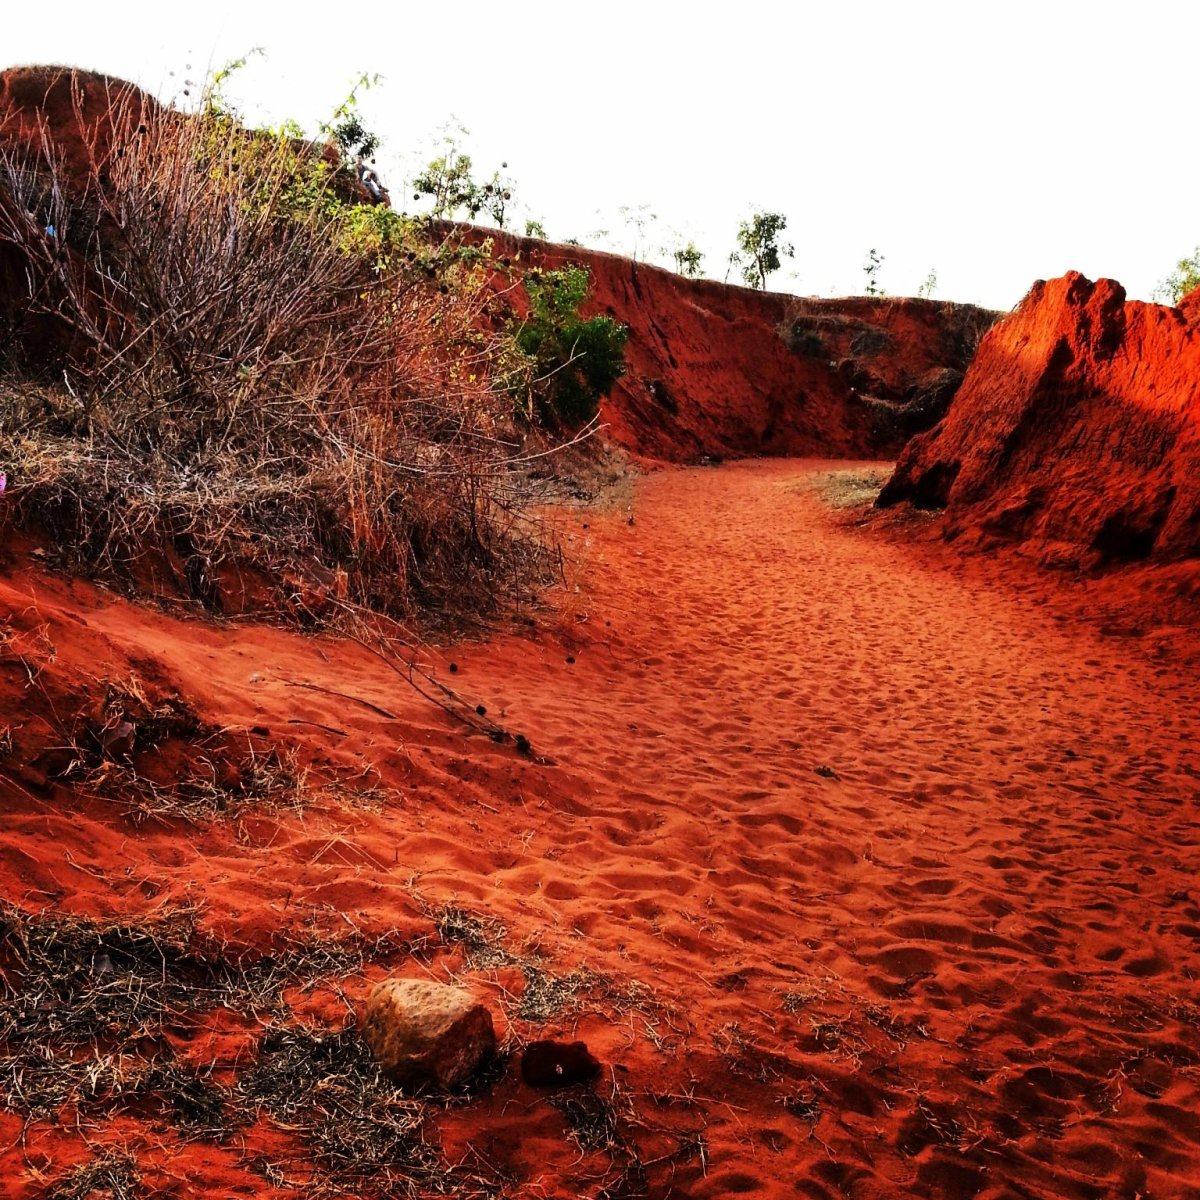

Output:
xmin=2 ymin=459 xmax=1198 ymax=1199
xmin=448 ymin=459 xmax=1200 ymax=1198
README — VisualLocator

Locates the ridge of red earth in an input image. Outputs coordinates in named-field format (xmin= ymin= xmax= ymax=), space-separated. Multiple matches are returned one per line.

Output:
xmin=459 ymin=222 xmax=998 ymax=462
xmin=878 ymin=270 xmax=1200 ymax=575
xmin=0 ymin=65 xmax=376 ymax=371
xmin=0 ymin=64 xmax=998 ymax=467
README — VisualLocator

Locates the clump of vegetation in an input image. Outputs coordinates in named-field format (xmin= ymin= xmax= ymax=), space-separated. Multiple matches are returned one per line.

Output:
xmin=513 ymin=265 xmax=628 ymax=427
xmin=45 ymin=1150 xmax=143 ymax=1200
xmin=410 ymin=125 xmax=515 ymax=227
xmin=0 ymin=76 xmax=558 ymax=621
xmin=239 ymin=1024 xmax=445 ymax=1193
xmin=733 ymin=211 xmax=792 ymax=290
xmin=673 ymin=241 xmax=704 ymax=278
xmin=863 ymin=247 xmax=886 ymax=296
xmin=1153 ymin=246 xmax=1200 ymax=305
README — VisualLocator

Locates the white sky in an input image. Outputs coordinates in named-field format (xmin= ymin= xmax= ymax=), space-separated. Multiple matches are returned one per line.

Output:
xmin=4 ymin=1 xmax=1196 ymax=309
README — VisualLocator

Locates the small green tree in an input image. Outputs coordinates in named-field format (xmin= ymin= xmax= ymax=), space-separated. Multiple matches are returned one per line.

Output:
xmin=412 ymin=129 xmax=518 ymax=227
xmin=917 ymin=268 xmax=938 ymax=299
xmin=478 ymin=162 xmax=515 ymax=228
xmin=1153 ymin=247 xmax=1200 ymax=304
xmin=412 ymin=137 xmax=479 ymax=219
xmin=736 ymin=212 xmax=792 ymax=290
xmin=321 ymin=72 xmax=384 ymax=160
xmin=524 ymin=218 xmax=547 ymax=239
xmin=863 ymin=248 xmax=885 ymax=296
xmin=514 ymin=266 xmax=628 ymax=426
xmin=673 ymin=242 xmax=704 ymax=277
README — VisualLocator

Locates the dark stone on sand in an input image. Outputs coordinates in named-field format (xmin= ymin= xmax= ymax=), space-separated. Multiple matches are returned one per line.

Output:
xmin=520 ymin=1039 xmax=601 ymax=1088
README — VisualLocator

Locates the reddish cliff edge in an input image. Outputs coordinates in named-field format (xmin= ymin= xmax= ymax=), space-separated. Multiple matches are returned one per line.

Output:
xmin=878 ymin=271 xmax=1200 ymax=569
xmin=464 ymin=226 xmax=996 ymax=462
xmin=0 ymin=65 xmax=996 ymax=464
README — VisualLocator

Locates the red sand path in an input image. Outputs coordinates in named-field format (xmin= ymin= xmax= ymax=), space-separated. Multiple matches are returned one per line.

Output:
xmin=2 ymin=460 xmax=1199 ymax=1199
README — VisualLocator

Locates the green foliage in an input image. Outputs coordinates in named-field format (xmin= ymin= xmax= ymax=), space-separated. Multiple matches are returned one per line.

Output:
xmin=673 ymin=242 xmax=704 ymax=278
xmin=413 ymin=143 xmax=478 ymax=218
xmin=330 ymin=113 xmax=378 ymax=160
xmin=478 ymin=163 xmax=515 ymax=228
xmin=1153 ymin=247 xmax=1200 ymax=304
xmin=863 ymin=248 xmax=885 ymax=296
xmin=411 ymin=128 xmax=514 ymax=225
xmin=321 ymin=72 xmax=384 ymax=160
xmin=202 ymin=47 xmax=266 ymax=117
xmin=917 ymin=268 xmax=938 ymax=299
xmin=524 ymin=219 xmax=547 ymax=239
xmin=514 ymin=266 xmax=628 ymax=426
xmin=735 ymin=212 xmax=792 ymax=290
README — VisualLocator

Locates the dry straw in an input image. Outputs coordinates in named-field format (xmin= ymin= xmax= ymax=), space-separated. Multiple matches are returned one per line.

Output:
xmin=0 ymin=72 xmax=564 ymax=621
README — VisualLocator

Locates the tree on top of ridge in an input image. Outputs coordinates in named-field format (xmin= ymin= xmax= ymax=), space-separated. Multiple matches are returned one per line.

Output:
xmin=734 ymin=211 xmax=793 ymax=290
xmin=1153 ymin=247 xmax=1200 ymax=305
xmin=411 ymin=125 xmax=515 ymax=227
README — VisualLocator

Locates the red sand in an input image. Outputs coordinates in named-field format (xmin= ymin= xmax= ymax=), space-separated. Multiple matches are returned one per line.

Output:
xmin=3 ymin=460 xmax=1199 ymax=1199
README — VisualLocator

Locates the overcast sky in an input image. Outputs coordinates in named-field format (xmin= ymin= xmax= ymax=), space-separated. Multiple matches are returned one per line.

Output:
xmin=5 ymin=1 xmax=1196 ymax=309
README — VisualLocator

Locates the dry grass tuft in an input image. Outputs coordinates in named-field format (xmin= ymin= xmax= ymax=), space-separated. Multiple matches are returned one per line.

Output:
xmin=44 ymin=1148 xmax=142 ymax=1200
xmin=0 ymin=905 xmax=492 ymax=1195
xmin=433 ymin=904 xmax=512 ymax=970
xmin=0 ymin=78 xmax=564 ymax=625
xmin=239 ymin=1024 xmax=442 ymax=1193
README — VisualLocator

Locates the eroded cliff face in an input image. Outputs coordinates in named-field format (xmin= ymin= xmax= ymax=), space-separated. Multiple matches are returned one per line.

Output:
xmin=878 ymin=272 xmax=1200 ymax=567
xmin=0 ymin=64 xmax=997 ymax=462
xmin=475 ymin=229 xmax=997 ymax=462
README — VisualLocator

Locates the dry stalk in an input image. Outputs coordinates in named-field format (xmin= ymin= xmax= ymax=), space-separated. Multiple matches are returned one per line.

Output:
xmin=0 ymin=76 xmax=562 ymax=623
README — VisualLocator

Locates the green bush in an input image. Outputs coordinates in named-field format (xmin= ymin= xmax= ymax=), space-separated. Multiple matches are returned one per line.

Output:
xmin=1153 ymin=247 xmax=1200 ymax=305
xmin=514 ymin=266 xmax=628 ymax=427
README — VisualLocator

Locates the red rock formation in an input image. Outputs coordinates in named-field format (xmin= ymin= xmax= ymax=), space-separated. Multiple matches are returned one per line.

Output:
xmin=878 ymin=271 xmax=1200 ymax=567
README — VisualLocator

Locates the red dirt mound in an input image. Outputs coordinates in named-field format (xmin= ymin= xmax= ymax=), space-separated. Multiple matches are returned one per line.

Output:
xmin=0 ymin=64 xmax=159 ymax=186
xmin=878 ymin=271 xmax=1200 ymax=569
xmin=0 ymin=67 xmax=164 ymax=372
xmin=476 ymin=227 xmax=997 ymax=462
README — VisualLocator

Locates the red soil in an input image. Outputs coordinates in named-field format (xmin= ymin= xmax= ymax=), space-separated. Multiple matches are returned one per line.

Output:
xmin=0 ymin=65 xmax=994 ymax=462
xmin=4 ymin=460 xmax=1199 ymax=1199
xmin=0 ymin=65 xmax=159 ymax=185
xmin=475 ymin=226 xmax=996 ymax=462
xmin=879 ymin=272 xmax=1200 ymax=572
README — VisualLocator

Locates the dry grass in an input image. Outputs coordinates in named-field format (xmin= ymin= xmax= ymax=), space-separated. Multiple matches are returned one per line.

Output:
xmin=239 ymin=1024 xmax=447 ymax=1196
xmin=0 ymin=905 xmax=494 ymax=1196
xmin=0 ymin=77 xmax=562 ymax=624
xmin=803 ymin=466 xmax=894 ymax=510
xmin=0 ymin=898 xmax=707 ymax=1199
xmin=44 ymin=1149 xmax=143 ymax=1200
xmin=0 ymin=904 xmax=408 ymax=1052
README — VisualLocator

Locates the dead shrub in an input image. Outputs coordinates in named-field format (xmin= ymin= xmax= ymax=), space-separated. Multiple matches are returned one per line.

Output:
xmin=0 ymin=76 xmax=556 ymax=621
